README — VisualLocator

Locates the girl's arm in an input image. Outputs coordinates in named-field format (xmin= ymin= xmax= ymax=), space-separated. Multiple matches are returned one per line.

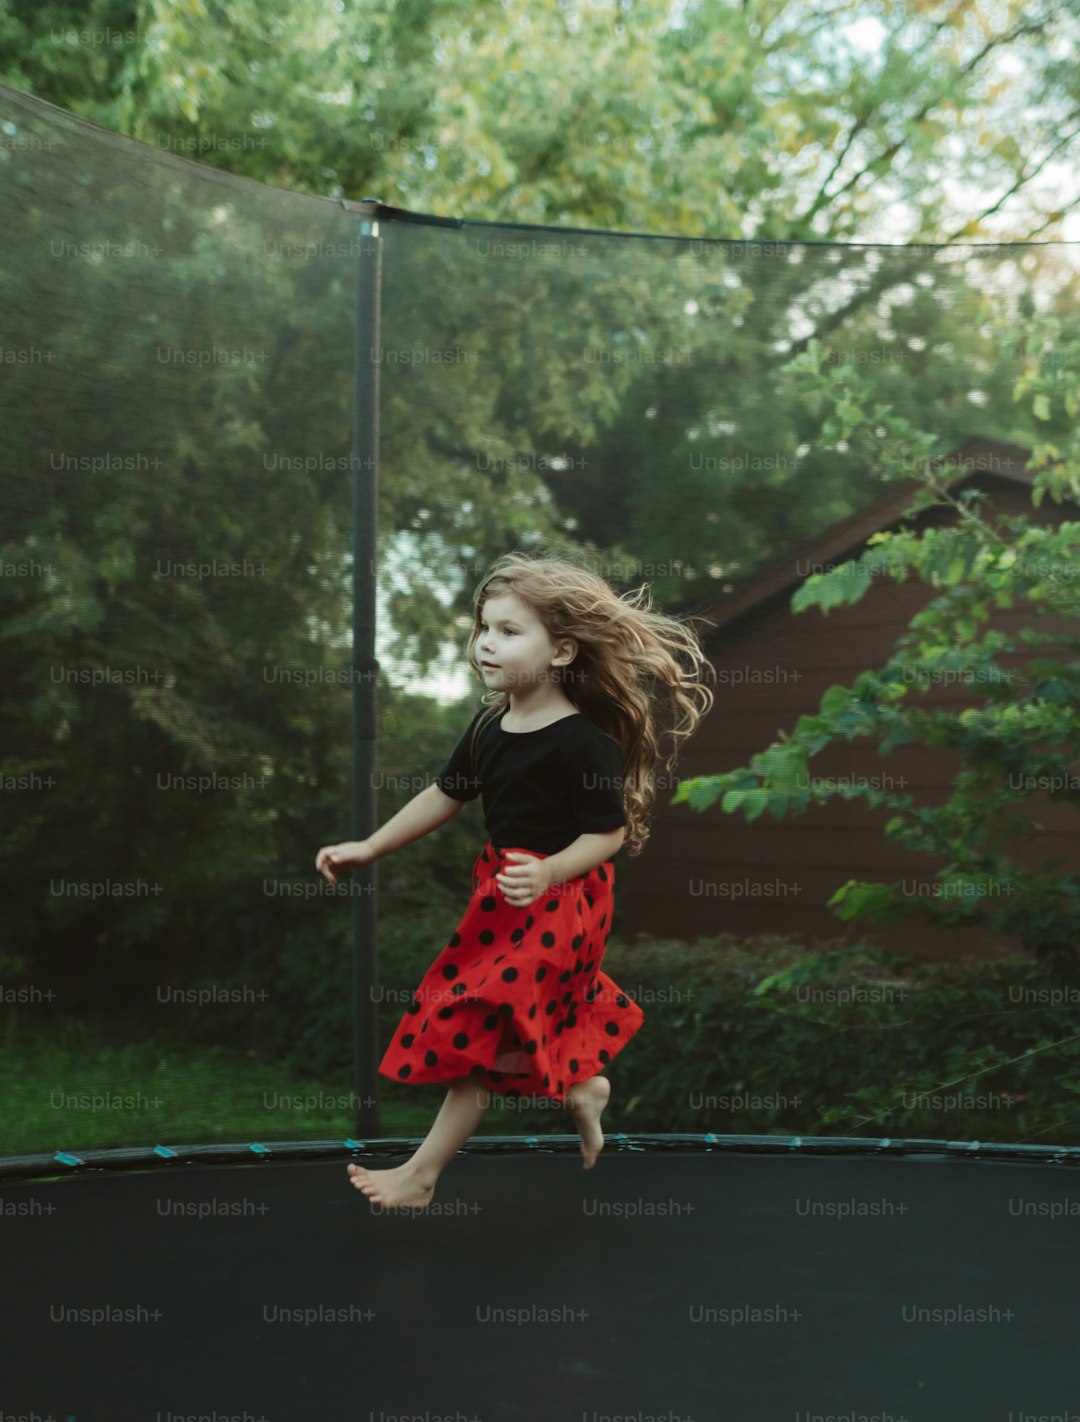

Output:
xmin=544 ymin=827 xmax=626 ymax=887
xmin=316 ymin=783 xmax=465 ymax=882
xmin=365 ymin=782 xmax=467 ymax=861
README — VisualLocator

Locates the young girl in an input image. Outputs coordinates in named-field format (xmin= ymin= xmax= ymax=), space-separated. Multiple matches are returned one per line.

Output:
xmin=315 ymin=550 xmax=713 ymax=1209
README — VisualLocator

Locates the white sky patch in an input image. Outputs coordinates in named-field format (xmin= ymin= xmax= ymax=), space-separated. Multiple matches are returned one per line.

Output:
xmin=840 ymin=16 xmax=889 ymax=53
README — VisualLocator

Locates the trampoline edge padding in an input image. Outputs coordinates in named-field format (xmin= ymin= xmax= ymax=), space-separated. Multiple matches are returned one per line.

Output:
xmin=2 ymin=1131 xmax=1080 ymax=1181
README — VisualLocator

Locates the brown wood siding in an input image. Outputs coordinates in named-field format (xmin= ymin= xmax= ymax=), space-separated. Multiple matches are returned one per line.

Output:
xmin=622 ymin=476 xmax=1079 ymax=963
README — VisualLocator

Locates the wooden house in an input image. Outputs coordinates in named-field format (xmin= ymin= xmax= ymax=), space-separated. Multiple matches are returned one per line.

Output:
xmin=621 ymin=439 xmax=1079 ymax=963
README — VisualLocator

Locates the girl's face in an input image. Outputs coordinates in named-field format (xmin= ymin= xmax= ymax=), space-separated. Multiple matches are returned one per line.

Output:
xmin=475 ymin=592 xmax=576 ymax=694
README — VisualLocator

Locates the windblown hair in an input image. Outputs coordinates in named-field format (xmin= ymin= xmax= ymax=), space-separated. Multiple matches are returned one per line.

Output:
xmin=465 ymin=549 xmax=715 ymax=857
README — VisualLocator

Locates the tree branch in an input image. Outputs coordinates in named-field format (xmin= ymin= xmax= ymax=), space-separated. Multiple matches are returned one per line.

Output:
xmin=794 ymin=12 xmax=1054 ymax=229
xmin=942 ymin=119 xmax=1080 ymax=238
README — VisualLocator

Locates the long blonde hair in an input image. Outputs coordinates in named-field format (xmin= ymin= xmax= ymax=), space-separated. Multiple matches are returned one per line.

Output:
xmin=464 ymin=549 xmax=714 ymax=856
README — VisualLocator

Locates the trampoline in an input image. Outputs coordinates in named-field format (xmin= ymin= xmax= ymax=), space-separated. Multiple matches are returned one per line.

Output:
xmin=5 ymin=1131 xmax=1080 ymax=1420
xmin=5 ymin=77 xmax=1080 ymax=1422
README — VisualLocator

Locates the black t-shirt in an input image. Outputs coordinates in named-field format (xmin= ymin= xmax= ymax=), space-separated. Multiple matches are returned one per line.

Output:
xmin=435 ymin=705 xmax=626 ymax=854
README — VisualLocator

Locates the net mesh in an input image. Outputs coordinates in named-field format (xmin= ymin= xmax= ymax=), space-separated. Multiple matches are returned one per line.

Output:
xmin=2 ymin=79 xmax=1078 ymax=1155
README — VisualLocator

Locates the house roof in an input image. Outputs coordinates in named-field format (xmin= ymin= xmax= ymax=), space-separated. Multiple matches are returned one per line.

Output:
xmin=684 ymin=437 xmax=1041 ymax=639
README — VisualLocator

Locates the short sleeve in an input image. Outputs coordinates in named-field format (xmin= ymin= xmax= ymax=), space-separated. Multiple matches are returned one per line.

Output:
xmin=566 ymin=728 xmax=626 ymax=834
xmin=434 ymin=709 xmax=483 ymax=803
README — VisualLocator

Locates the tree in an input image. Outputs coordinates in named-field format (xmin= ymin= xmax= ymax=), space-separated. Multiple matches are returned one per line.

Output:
xmin=2 ymin=0 xmax=1078 ymax=1064
xmin=675 ymin=296 xmax=1080 ymax=975
xmin=3 ymin=0 xmax=1080 ymax=646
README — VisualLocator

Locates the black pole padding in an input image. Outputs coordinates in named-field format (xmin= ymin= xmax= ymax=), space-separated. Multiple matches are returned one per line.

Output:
xmin=351 ymin=212 xmax=382 ymax=1137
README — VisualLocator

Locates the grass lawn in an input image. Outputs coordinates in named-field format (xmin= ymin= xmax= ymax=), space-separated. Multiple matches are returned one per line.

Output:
xmin=1 ymin=1015 xmax=531 ymax=1158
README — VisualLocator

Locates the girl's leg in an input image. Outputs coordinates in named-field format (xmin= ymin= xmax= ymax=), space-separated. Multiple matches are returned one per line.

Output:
xmin=565 ymin=1074 xmax=611 ymax=1169
xmin=347 ymin=1077 xmax=493 ymax=1209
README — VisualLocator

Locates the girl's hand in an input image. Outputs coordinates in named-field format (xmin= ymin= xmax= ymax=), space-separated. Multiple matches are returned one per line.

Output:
xmin=315 ymin=840 xmax=375 ymax=884
xmin=495 ymin=851 xmax=553 ymax=908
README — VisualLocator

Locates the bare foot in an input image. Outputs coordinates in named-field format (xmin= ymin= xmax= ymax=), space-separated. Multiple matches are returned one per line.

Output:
xmin=346 ymin=1160 xmax=437 ymax=1210
xmin=565 ymin=1075 xmax=611 ymax=1169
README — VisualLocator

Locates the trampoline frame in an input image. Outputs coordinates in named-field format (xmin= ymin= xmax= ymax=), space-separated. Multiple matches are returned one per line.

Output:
xmin=4 ymin=1130 xmax=1079 ymax=1183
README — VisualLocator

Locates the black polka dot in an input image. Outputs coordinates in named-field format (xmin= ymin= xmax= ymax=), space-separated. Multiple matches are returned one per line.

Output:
xmin=449 ymin=933 xmax=461 ymax=947
xmin=528 ymin=1004 xmax=537 ymax=1019
xmin=481 ymin=896 xmax=497 ymax=911
xmin=401 ymin=1033 xmax=415 ymax=1047
xmin=398 ymin=1065 xmax=412 ymax=1078
xmin=599 ymin=1049 xmax=610 ymax=1064
xmin=598 ymin=867 xmax=608 ymax=881
xmin=451 ymin=983 xmax=467 ymax=995
xmin=572 ymin=934 xmax=583 ymax=950
xmin=442 ymin=964 xmax=458 ymax=980
xmin=499 ymin=1002 xmax=513 ymax=1015
xmin=525 ymin=1040 xmax=538 ymax=1054
xmin=437 ymin=1007 xmax=454 ymax=1019
xmin=424 ymin=1050 xmax=438 ymax=1066
xmin=484 ymin=1014 xmax=499 ymax=1030
xmin=541 ymin=932 xmax=556 ymax=947
xmin=479 ymin=930 xmax=495 ymax=945
xmin=545 ymin=899 xmax=559 ymax=912
xmin=569 ymin=1058 xmax=579 ymax=1072
xmin=546 ymin=1000 xmax=558 ymax=1015
xmin=615 ymin=994 xmax=629 ymax=1008
xmin=559 ymin=970 xmax=572 ymax=983
xmin=605 ymin=1022 xmax=619 ymax=1036
xmin=407 ymin=1000 xmax=421 ymax=1015
xmin=501 ymin=967 xmax=518 ymax=982
xmin=453 ymin=1032 xmax=469 ymax=1049
xmin=535 ymin=966 xmax=547 ymax=981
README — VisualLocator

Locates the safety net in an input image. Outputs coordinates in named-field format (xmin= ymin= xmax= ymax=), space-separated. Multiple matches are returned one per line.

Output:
xmin=2 ymin=77 xmax=1079 ymax=1163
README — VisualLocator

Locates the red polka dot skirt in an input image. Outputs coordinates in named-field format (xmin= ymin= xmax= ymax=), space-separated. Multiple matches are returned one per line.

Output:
xmin=378 ymin=841 xmax=645 ymax=1103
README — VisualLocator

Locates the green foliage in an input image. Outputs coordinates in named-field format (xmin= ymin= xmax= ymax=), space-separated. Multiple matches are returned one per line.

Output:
xmin=3 ymin=0 xmax=1074 ymax=246
xmin=676 ymin=303 xmax=1080 ymax=973
xmin=3 ymin=0 xmax=1080 ymax=643
xmin=597 ymin=934 xmax=1080 ymax=1145
xmin=8 ymin=930 xmax=1079 ymax=1151
xmin=3 ymin=0 xmax=1080 ymax=1151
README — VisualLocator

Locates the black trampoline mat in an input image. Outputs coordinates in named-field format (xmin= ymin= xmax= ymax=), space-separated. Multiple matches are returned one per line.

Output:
xmin=4 ymin=1147 xmax=1077 ymax=1421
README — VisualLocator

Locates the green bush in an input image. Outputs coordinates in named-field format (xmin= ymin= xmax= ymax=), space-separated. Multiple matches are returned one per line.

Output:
xmin=7 ymin=929 xmax=1078 ymax=1156
xmin=592 ymin=933 xmax=1080 ymax=1144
